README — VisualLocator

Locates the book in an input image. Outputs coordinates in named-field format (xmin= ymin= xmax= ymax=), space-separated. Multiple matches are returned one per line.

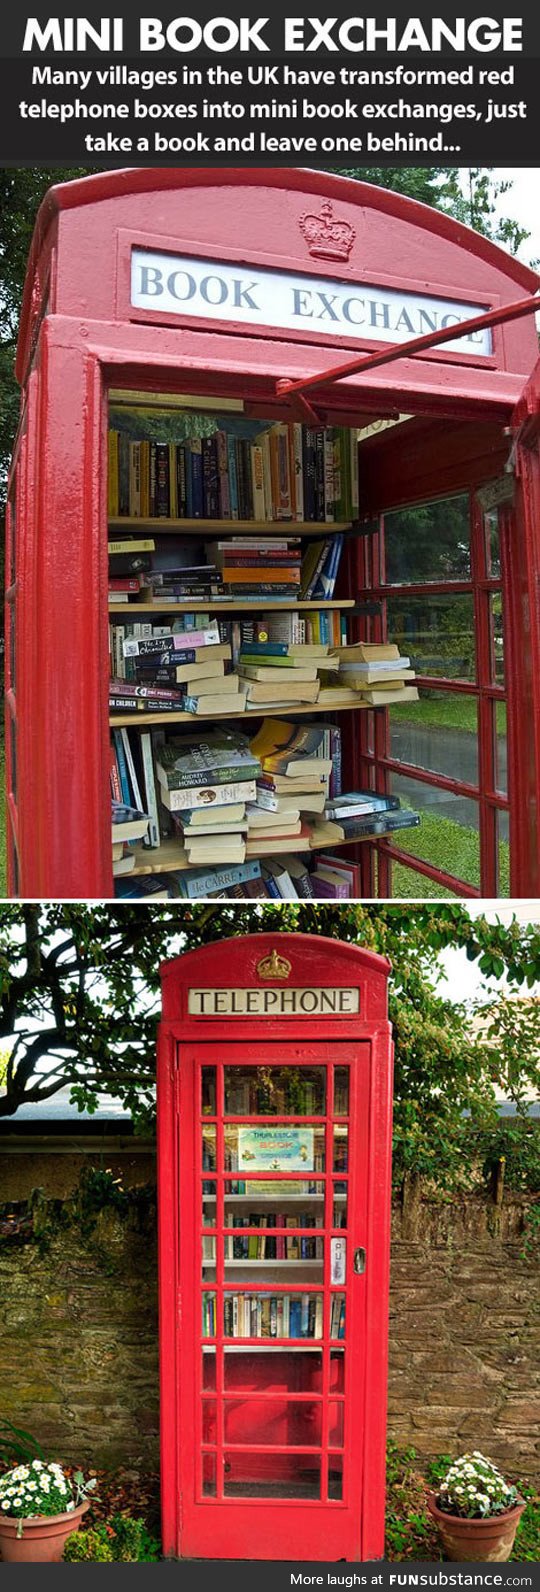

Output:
xmin=157 ymin=732 xmax=260 ymax=789
xmin=159 ymin=779 xmax=257 ymax=814
xmin=260 ymin=859 xmax=299 ymax=899
xmin=360 ymin=687 xmax=419 ymax=705
xmin=241 ymin=680 xmax=320 ymax=705
xmin=250 ymin=719 xmax=333 ymax=778
xmin=180 ymin=802 xmax=245 ymax=828
xmin=238 ymin=663 xmax=318 ymax=683
xmin=246 ymin=805 xmax=301 ymax=830
xmin=183 ymin=690 xmax=247 ymax=715
xmin=123 ymin=625 xmax=221 ymax=657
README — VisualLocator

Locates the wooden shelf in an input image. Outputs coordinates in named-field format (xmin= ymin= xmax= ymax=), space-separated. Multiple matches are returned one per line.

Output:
xmin=128 ymin=829 xmax=374 ymax=879
xmin=109 ymin=599 xmax=354 ymax=614
xmin=204 ymin=1261 xmax=324 ymax=1270
xmin=110 ymin=699 xmax=368 ymax=729
xmin=109 ymin=518 xmax=351 ymax=537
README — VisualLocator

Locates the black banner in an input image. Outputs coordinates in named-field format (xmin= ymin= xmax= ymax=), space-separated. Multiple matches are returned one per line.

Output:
xmin=0 ymin=2 xmax=538 ymax=164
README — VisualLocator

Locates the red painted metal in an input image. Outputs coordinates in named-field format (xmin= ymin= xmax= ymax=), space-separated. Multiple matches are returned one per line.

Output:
xmin=157 ymin=933 xmax=393 ymax=1561
xmin=7 ymin=167 xmax=540 ymax=896
xmin=276 ymin=294 xmax=540 ymax=401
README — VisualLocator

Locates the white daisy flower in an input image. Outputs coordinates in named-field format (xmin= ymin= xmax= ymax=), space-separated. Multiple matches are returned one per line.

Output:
xmin=32 ymin=1461 xmax=44 ymax=1471
xmin=66 ymin=1501 xmax=75 ymax=1512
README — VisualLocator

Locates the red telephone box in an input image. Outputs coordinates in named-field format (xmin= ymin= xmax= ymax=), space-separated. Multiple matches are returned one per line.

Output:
xmin=7 ymin=167 xmax=540 ymax=899
xmin=157 ymin=932 xmax=393 ymax=1561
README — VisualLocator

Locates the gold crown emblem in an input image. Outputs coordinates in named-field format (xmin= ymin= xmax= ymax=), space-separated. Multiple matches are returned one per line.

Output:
xmin=299 ymin=201 xmax=355 ymax=262
xmin=256 ymin=949 xmax=292 ymax=981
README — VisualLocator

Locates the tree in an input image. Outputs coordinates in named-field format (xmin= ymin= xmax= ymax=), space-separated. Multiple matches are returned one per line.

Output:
xmin=1 ymin=904 xmax=539 ymax=1188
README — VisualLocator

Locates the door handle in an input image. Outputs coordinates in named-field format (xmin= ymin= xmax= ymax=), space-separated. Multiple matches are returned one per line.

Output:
xmin=354 ymin=1246 xmax=366 ymax=1275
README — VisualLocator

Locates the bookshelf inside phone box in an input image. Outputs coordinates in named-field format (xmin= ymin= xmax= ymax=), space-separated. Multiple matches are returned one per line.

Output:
xmin=7 ymin=169 xmax=540 ymax=899
xmin=157 ymin=932 xmax=393 ymax=1559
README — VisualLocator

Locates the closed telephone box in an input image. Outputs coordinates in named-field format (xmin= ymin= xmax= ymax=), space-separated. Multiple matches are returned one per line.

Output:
xmin=157 ymin=931 xmax=393 ymax=1560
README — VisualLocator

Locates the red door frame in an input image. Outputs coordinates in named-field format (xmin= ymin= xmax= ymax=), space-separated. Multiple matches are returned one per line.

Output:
xmin=157 ymin=933 xmax=393 ymax=1561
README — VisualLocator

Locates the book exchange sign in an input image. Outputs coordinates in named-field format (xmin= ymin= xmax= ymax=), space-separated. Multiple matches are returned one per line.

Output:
xmin=188 ymin=987 xmax=360 ymax=1015
xmin=131 ymin=248 xmax=492 ymax=355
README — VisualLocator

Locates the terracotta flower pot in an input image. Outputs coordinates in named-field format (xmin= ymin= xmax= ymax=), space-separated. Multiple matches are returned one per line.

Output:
xmin=0 ymin=1500 xmax=89 ymax=1563
xmin=427 ymin=1491 xmax=526 ymax=1563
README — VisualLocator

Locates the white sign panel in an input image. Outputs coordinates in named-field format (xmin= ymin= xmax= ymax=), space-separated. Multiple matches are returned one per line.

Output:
xmin=131 ymin=248 xmax=492 ymax=356
xmin=188 ymin=986 xmax=360 ymax=1016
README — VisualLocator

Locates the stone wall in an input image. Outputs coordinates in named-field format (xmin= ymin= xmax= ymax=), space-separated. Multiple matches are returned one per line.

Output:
xmin=1 ymin=1152 xmax=538 ymax=1479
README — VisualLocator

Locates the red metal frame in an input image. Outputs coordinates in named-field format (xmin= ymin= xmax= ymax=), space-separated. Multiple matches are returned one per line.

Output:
xmin=7 ymin=168 xmax=540 ymax=897
xmin=157 ymin=933 xmax=393 ymax=1561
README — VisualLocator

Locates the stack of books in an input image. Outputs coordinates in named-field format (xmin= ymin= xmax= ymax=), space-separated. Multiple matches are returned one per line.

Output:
xmin=299 ymin=533 xmax=344 ymax=600
xmin=327 ymin=641 xmax=419 ymax=704
xmin=111 ymin=802 xmax=150 ymax=876
xmin=108 ymin=418 xmax=360 ymax=524
xmin=155 ymin=730 xmax=260 ymax=867
xmin=110 ymin=620 xmax=246 ymax=717
xmin=237 ymin=640 xmax=336 ymax=711
xmin=205 ymin=537 xmax=302 ymax=599
xmin=140 ymin=562 xmax=225 ymax=603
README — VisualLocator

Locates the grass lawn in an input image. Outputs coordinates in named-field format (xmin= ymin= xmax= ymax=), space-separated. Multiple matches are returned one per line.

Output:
xmin=389 ymin=809 xmax=510 ymax=899
xmin=392 ymin=697 xmax=507 ymax=735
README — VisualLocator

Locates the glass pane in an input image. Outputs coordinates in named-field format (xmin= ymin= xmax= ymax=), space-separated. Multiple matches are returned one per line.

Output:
xmin=333 ymin=1125 xmax=348 ymax=1173
xmin=387 ymin=594 xmax=476 ymax=681
xmin=384 ymin=494 xmax=470 ymax=584
xmin=202 ymin=1292 xmax=217 ymax=1338
xmin=224 ymin=1452 xmax=320 ymax=1499
xmin=389 ymin=772 xmax=481 ymax=890
xmin=202 ymin=1454 xmax=216 ymax=1497
xmin=202 ymin=1183 xmax=216 ymax=1226
xmin=224 ymin=1066 xmax=326 ymax=1116
xmin=329 ymin=1454 xmax=344 ymax=1499
xmin=494 ymin=702 xmax=507 ymax=797
xmin=202 ymin=1234 xmax=216 ymax=1271
xmin=202 ymin=1126 xmax=217 ymax=1171
xmin=201 ymin=1067 xmax=216 ymax=1115
xmin=202 ymin=1400 xmax=217 ymax=1444
xmin=497 ymin=811 xmax=510 ymax=898
xmin=329 ymin=1403 xmax=344 ymax=1447
xmin=202 ymin=1350 xmax=216 ymax=1391
xmin=224 ymin=1177 xmax=325 ymax=1208
xmin=485 ymin=510 xmax=501 ymax=578
xmin=224 ymin=1227 xmax=323 ymax=1263
xmin=387 ymin=859 xmax=457 ymax=900
xmin=223 ymin=1293 xmax=323 ymax=1340
xmin=490 ymin=594 xmax=504 ymax=684
xmin=224 ymin=1125 xmax=325 ymax=1173
xmin=333 ymin=1067 xmax=349 ymax=1116
xmin=333 ymin=1183 xmax=347 ymax=1228
xmin=224 ymin=1349 xmax=323 ymax=1392
xmin=329 ymin=1349 xmax=345 ymax=1393
xmin=223 ymin=1399 xmax=322 ymax=1447
xmin=330 ymin=1294 xmax=346 ymax=1340
xmin=390 ymin=690 xmax=479 ymax=786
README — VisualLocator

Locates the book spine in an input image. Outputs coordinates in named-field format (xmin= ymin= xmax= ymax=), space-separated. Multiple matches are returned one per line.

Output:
xmin=168 ymin=443 xmax=178 ymax=518
xmin=324 ymin=429 xmax=335 ymax=522
xmin=149 ymin=442 xmax=157 ymax=516
xmin=190 ymin=439 xmax=203 ymax=517
xmin=118 ymin=434 xmax=130 ymax=516
xmin=315 ymin=430 xmax=326 ymax=522
xmin=216 ymin=430 xmax=231 ymax=519
xmin=163 ymin=778 xmax=256 ymax=809
xmin=155 ymin=443 xmax=170 ymax=517
xmin=292 ymin=422 xmax=304 ymax=521
xmin=108 ymin=431 xmax=119 ymax=518
xmin=140 ymin=441 xmax=150 ymax=518
xmin=303 ymin=429 xmax=317 ymax=521
xmin=250 ymin=444 xmax=266 ymax=521
xmin=112 ymin=729 xmax=132 ymax=805
xmin=180 ymin=859 xmax=262 ymax=897
xmin=227 ymin=434 xmax=239 ymax=519
xmin=177 ymin=446 xmax=187 ymax=517
xmin=140 ymin=732 xmax=161 ymax=847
